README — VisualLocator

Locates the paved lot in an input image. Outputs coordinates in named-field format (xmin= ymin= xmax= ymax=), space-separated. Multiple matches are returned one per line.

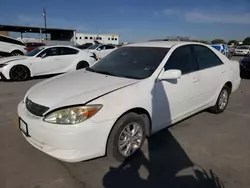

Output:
xmin=1 ymin=56 xmax=250 ymax=188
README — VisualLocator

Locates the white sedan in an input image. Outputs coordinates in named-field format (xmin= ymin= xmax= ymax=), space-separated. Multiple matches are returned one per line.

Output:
xmin=0 ymin=45 xmax=97 ymax=81
xmin=18 ymin=41 xmax=241 ymax=162
xmin=84 ymin=44 xmax=117 ymax=59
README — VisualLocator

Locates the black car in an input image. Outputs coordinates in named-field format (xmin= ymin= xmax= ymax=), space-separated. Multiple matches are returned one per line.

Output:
xmin=240 ymin=56 xmax=250 ymax=77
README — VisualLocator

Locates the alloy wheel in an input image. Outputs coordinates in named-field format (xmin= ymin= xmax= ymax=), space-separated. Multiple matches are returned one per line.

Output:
xmin=10 ymin=66 xmax=29 ymax=81
xmin=218 ymin=89 xmax=228 ymax=110
xmin=118 ymin=122 xmax=143 ymax=157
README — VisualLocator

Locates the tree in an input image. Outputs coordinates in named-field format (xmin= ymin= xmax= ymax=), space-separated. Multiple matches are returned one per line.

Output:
xmin=211 ymin=39 xmax=225 ymax=44
xmin=243 ymin=37 xmax=250 ymax=45
xmin=199 ymin=40 xmax=209 ymax=44
xmin=228 ymin=40 xmax=239 ymax=45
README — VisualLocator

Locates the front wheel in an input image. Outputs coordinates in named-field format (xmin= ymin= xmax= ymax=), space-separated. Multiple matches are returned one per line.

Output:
xmin=9 ymin=65 xmax=30 ymax=81
xmin=107 ymin=113 xmax=146 ymax=161
xmin=209 ymin=85 xmax=230 ymax=114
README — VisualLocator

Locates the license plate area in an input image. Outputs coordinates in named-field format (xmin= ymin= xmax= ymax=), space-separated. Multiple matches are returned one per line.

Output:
xmin=19 ymin=118 xmax=30 ymax=137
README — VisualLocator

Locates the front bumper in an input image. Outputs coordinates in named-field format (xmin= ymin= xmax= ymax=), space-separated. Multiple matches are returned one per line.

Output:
xmin=18 ymin=101 xmax=115 ymax=162
xmin=0 ymin=67 xmax=10 ymax=80
xmin=235 ymin=51 xmax=248 ymax=56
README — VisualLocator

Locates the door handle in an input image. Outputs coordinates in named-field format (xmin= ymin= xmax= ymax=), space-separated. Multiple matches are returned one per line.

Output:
xmin=221 ymin=70 xmax=226 ymax=73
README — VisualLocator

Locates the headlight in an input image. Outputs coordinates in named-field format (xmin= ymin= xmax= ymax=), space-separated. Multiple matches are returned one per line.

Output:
xmin=43 ymin=105 xmax=102 ymax=125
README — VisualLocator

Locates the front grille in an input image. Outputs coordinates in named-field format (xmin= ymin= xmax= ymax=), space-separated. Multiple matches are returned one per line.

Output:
xmin=26 ymin=98 xmax=49 ymax=116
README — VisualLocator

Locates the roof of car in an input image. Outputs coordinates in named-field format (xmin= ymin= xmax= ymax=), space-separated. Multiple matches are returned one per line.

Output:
xmin=44 ymin=45 xmax=78 ymax=49
xmin=126 ymin=41 xmax=205 ymax=48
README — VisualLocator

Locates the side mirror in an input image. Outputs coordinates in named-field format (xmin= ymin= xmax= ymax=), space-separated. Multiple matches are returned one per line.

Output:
xmin=40 ymin=53 xmax=47 ymax=58
xmin=158 ymin=69 xmax=182 ymax=80
xmin=96 ymin=48 xmax=101 ymax=51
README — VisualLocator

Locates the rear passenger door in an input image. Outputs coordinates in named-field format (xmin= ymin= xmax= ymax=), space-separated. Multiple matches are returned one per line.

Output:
xmin=57 ymin=47 xmax=79 ymax=72
xmin=192 ymin=45 xmax=226 ymax=105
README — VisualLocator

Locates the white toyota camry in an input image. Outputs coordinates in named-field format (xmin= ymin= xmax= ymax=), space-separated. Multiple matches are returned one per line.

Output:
xmin=18 ymin=41 xmax=241 ymax=162
xmin=0 ymin=45 xmax=97 ymax=81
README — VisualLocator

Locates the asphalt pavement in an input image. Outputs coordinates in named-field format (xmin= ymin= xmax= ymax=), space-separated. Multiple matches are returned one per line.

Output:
xmin=1 ymin=56 xmax=250 ymax=188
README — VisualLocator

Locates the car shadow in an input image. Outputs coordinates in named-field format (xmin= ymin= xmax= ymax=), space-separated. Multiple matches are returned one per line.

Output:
xmin=0 ymin=73 xmax=61 ymax=82
xmin=32 ymin=73 xmax=62 ymax=80
xmin=103 ymin=80 xmax=224 ymax=188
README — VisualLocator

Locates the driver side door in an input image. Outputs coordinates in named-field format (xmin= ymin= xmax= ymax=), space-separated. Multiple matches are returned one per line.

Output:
xmin=32 ymin=47 xmax=60 ymax=76
xmin=152 ymin=45 xmax=201 ymax=131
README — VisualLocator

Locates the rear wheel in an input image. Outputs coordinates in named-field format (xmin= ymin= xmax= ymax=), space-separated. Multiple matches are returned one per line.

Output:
xmin=11 ymin=50 xmax=23 ymax=56
xmin=9 ymin=65 xmax=30 ymax=81
xmin=209 ymin=85 xmax=230 ymax=114
xmin=76 ymin=61 xmax=89 ymax=70
xmin=107 ymin=112 xmax=146 ymax=161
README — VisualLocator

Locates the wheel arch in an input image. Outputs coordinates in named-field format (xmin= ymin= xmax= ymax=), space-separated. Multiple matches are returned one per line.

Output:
xmin=11 ymin=50 xmax=24 ymax=55
xmin=9 ymin=64 xmax=31 ymax=79
xmin=76 ymin=60 xmax=90 ymax=70
xmin=225 ymin=81 xmax=232 ymax=93
xmin=105 ymin=107 xmax=152 ymax=155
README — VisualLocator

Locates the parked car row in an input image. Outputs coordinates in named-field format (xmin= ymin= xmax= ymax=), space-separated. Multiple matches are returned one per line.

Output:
xmin=17 ymin=41 xmax=241 ymax=163
xmin=0 ymin=45 xmax=98 ymax=81
xmin=234 ymin=46 xmax=250 ymax=56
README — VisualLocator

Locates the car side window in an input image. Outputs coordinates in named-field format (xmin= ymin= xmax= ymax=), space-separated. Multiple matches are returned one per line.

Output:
xmin=164 ymin=45 xmax=198 ymax=75
xmin=59 ymin=47 xmax=79 ymax=55
xmin=193 ymin=45 xmax=223 ymax=70
xmin=38 ymin=47 xmax=59 ymax=58
xmin=105 ymin=45 xmax=115 ymax=49
xmin=99 ymin=45 xmax=106 ymax=50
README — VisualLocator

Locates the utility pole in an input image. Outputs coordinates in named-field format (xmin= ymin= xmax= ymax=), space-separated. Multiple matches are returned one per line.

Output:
xmin=43 ymin=8 xmax=47 ymax=40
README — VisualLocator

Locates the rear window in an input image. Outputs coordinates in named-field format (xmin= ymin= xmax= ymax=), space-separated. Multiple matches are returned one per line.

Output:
xmin=0 ymin=36 xmax=25 ymax=46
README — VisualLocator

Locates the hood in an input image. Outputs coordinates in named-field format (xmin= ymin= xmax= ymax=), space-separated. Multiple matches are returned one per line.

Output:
xmin=0 ymin=56 xmax=28 ymax=64
xmin=26 ymin=70 xmax=139 ymax=109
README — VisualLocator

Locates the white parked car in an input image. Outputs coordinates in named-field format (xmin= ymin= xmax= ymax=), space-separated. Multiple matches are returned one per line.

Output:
xmin=85 ymin=44 xmax=117 ymax=59
xmin=0 ymin=35 xmax=26 ymax=56
xmin=18 ymin=41 xmax=241 ymax=162
xmin=234 ymin=46 xmax=250 ymax=56
xmin=0 ymin=45 xmax=97 ymax=81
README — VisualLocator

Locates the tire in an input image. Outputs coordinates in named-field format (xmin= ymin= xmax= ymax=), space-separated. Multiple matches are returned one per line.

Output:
xmin=9 ymin=65 xmax=30 ymax=81
xmin=76 ymin=61 xmax=89 ymax=70
xmin=107 ymin=112 xmax=146 ymax=161
xmin=11 ymin=50 xmax=23 ymax=56
xmin=209 ymin=85 xmax=230 ymax=114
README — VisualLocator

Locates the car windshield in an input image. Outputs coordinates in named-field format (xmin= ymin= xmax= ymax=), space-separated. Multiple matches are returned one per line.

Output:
xmin=87 ymin=44 xmax=100 ymax=49
xmin=86 ymin=47 xmax=169 ymax=79
xmin=26 ymin=47 xmax=45 ymax=56
xmin=237 ymin=46 xmax=249 ymax=50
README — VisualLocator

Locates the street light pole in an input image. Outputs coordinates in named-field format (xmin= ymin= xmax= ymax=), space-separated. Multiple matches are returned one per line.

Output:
xmin=43 ymin=8 xmax=47 ymax=40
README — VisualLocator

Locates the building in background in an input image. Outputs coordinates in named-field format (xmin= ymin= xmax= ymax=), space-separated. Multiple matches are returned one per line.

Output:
xmin=75 ymin=33 xmax=119 ymax=45
xmin=0 ymin=25 xmax=76 ymax=46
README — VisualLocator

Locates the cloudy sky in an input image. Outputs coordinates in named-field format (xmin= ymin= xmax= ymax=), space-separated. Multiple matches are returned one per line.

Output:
xmin=0 ymin=0 xmax=250 ymax=42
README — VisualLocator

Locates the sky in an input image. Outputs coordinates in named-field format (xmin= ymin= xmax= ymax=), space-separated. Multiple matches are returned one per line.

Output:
xmin=0 ymin=0 xmax=250 ymax=42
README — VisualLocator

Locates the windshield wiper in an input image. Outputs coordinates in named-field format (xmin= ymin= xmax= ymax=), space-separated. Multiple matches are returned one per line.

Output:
xmin=86 ymin=68 xmax=119 ymax=77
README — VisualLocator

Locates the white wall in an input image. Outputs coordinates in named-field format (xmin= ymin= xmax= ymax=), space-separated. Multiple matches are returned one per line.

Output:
xmin=75 ymin=33 xmax=119 ymax=45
